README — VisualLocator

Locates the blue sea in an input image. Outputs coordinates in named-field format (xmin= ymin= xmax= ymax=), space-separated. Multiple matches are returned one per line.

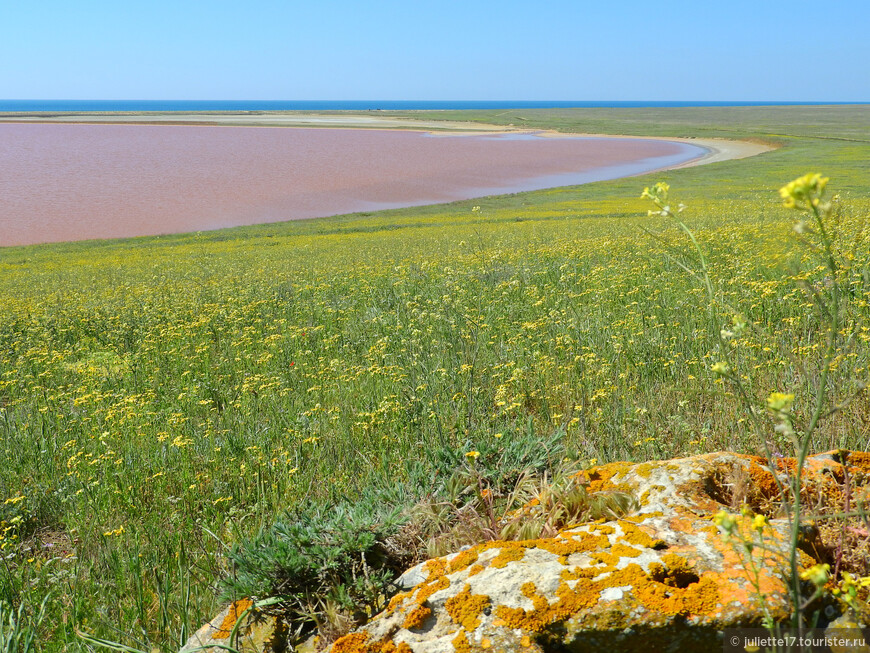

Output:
xmin=0 ymin=100 xmax=865 ymax=112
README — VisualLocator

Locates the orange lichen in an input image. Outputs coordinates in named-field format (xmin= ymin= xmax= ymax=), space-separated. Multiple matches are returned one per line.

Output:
xmin=402 ymin=603 xmax=432 ymax=630
xmin=632 ymin=567 xmax=720 ymax=616
xmin=385 ymin=590 xmax=412 ymax=614
xmin=445 ymin=584 xmax=491 ymax=630
xmin=492 ymin=548 xmax=725 ymax=636
xmin=494 ymin=580 xmax=598 ymax=631
xmin=610 ymin=542 xmax=643 ymax=558
xmin=452 ymin=630 xmax=471 ymax=653
xmin=618 ymin=521 xmax=666 ymax=549
xmin=560 ymin=568 xmax=581 ymax=582
xmin=537 ymin=531 xmax=610 ymax=556
xmin=330 ymin=632 xmax=413 ymax=653
xmin=468 ymin=563 xmax=485 ymax=577
xmin=620 ymin=511 xmax=663 ymax=523
xmin=521 ymin=581 xmax=550 ymax=612
xmin=659 ymin=553 xmax=695 ymax=577
xmin=584 ymin=461 xmax=634 ymax=493
xmin=379 ymin=642 xmax=413 ymax=653
xmin=746 ymin=459 xmax=782 ymax=500
xmin=340 ymin=451 xmax=869 ymax=651
xmin=422 ymin=557 xmax=448 ymax=579
xmin=414 ymin=575 xmax=450 ymax=605
xmin=448 ymin=548 xmax=480 ymax=574
xmin=589 ymin=551 xmax=620 ymax=567
xmin=845 ymin=451 xmax=870 ymax=471
xmin=490 ymin=546 xmax=525 ymax=568
xmin=214 ymin=598 xmax=253 ymax=639
xmin=331 ymin=632 xmax=370 ymax=653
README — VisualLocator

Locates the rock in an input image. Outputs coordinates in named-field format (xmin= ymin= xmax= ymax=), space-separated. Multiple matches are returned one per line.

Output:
xmin=180 ymin=599 xmax=286 ymax=653
xmin=326 ymin=450 xmax=870 ymax=653
xmin=825 ymin=613 xmax=870 ymax=653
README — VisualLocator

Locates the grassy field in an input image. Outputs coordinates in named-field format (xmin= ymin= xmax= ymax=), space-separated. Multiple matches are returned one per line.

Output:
xmin=1 ymin=105 xmax=869 ymax=649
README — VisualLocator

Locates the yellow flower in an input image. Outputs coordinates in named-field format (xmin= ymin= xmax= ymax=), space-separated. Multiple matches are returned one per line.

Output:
xmin=766 ymin=392 xmax=795 ymax=412
xmin=713 ymin=510 xmax=738 ymax=534
xmin=710 ymin=361 xmax=730 ymax=375
xmin=751 ymin=514 xmax=769 ymax=532
xmin=800 ymin=563 xmax=830 ymax=588
xmin=779 ymin=173 xmax=828 ymax=209
xmin=465 ymin=450 xmax=480 ymax=460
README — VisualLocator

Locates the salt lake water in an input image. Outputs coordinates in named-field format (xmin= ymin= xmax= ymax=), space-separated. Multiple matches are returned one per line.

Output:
xmin=0 ymin=123 xmax=706 ymax=247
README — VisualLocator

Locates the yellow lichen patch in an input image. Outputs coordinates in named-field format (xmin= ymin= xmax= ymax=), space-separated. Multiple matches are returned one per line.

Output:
xmin=620 ymin=511 xmax=663 ymax=523
xmin=643 ymin=575 xmax=719 ymax=615
xmin=404 ymin=574 xmax=450 ymax=614
xmin=402 ymin=603 xmax=432 ymax=630
xmin=610 ymin=542 xmax=643 ymax=558
xmin=561 ymin=566 xmax=600 ymax=583
xmin=845 ymin=451 xmax=870 ymax=472
xmin=452 ymin=630 xmax=472 ymax=653
xmin=423 ymin=557 xmax=448 ymax=579
xmin=520 ymin=581 xmax=550 ymax=613
xmin=445 ymin=584 xmax=491 ymax=630
xmin=618 ymin=521 xmax=666 ymax=549
xmin=537 ymin=531 xmax=610 ymax=556
xmin=448 ymin=548 xmax=480 ymax=574
xmin=490 ymin=546 xmax=525 ymax=568
xmin=385 ymin=590 xmax=412 ymax=615
xmin=708 ymin=527 xmax=792 ymax=616
xmin=746 ymin=459 xmax=782 ymax=500
xmin=593 ymin=523 xmax=616 ymax=535
xmin=468 ymin=563 xmax=485 ymax=577
xmin=495 ymin=579 xmax=599 ymax=632
xmin=214 ymin=598 xmax=253 ymax=639
xmin=378 ymin=641 xmax=413 ymax=653
xmin=594 ymin=561 xmax=721 ymax=618
xmin=589 ymin=550 xmax=620 ymax=567
xmin=631 ymin=462 xmax=657 ymax=479
xmin=330 ymin=632 xmax=409 ymax=653
xmin=490 ymin=545 xmax=727 ymax=637
xmin=659 ymin=553 xmax=695 ymax=578
xmin=330 ymin=632 xmax=370 ymax=653
xmin=584 ymin=461 xmax=634 ymax=493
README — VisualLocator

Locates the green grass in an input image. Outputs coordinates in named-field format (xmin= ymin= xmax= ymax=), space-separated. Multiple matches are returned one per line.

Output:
xmin=0 ymin=105 xmax=869 ymax=650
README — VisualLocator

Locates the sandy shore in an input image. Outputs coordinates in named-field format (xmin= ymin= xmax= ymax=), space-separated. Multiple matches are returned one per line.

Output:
xmin=0 ymin=112 xmax=774 ymax=166
xmin=0 ymin=112 xmax=510 ymax=132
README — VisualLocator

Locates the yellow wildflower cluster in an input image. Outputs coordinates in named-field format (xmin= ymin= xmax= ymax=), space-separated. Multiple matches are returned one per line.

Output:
xmin=779 ymin=173 xmax=829 ymax=210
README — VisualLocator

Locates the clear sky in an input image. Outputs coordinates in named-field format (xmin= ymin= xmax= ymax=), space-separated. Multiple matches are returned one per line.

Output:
xmin=2 ymin=0 xmax=868 ymax=101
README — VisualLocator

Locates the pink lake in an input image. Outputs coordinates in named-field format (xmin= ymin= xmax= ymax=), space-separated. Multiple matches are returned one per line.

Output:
xmin=0 ymin=124 xmax=706 ymax=247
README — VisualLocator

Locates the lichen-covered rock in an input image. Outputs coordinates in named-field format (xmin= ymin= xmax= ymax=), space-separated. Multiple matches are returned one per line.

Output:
xmin=327 ymin=450 xmax=870 ymax=653
xmin=180 ymin=599 xmax=286 ymax=653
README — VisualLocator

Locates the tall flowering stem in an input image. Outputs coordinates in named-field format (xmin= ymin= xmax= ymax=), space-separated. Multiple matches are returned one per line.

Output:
xmin=779 ymin=173 xmax=840 ymax=628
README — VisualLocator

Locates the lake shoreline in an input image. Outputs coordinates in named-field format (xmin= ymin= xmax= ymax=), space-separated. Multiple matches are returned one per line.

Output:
xmin=0 ymin=115 xmax=771 ymax=248
xmin=0 ymin=110 xmax=774 ymax=165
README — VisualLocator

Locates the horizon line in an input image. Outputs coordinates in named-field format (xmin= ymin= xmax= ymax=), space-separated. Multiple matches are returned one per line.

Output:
xmin=3 ymin=99 xmax=870 ymax=104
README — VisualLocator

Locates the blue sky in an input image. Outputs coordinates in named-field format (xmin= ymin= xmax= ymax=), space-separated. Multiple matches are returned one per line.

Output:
xmin=2 ymin=0 xmax=868 ymax=101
